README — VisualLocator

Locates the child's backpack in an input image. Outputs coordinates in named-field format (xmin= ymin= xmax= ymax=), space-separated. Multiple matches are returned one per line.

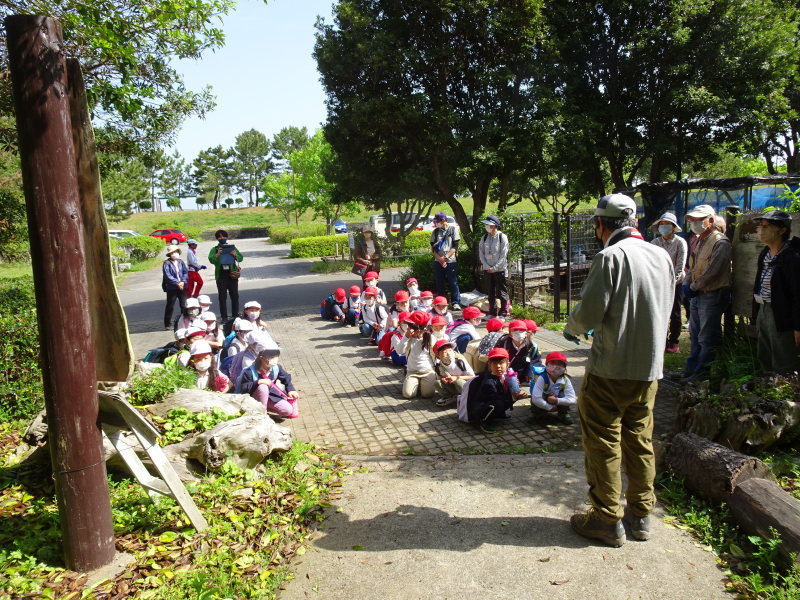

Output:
xmin=143 ymin=345 xmax=179 ymax=363
xmin=445 ymin=318 xmax=469 ymax=335
xmin=219 ymin=353 xmax=237 ymax=377
xmin=320 ymin=295 xmax=337 ymax=319
xmin=235 ymin=364 xmax=279 ymax=394
xmin=456 ymin=374 xmax=486 ymax=423
xmin=222 ymin=316 xmax=237 ymax=337
xmin=463 ymin=338 xmax=484 ymax=373
xmin=221 ymin=331 xmax=237 ymax=351
xmin=530 ymin=371 xmax=569 ymax=400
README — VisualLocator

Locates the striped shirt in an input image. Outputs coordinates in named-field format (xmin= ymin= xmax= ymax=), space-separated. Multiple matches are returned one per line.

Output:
xmin=757 ymin=243 xmax=789 ymax=302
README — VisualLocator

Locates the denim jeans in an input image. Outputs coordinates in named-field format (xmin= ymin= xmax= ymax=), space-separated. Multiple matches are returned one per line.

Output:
xmin=434 ymin=260 xmax=461 ymax=304
xmin=685 ymin=288 xmax=730 ymax=377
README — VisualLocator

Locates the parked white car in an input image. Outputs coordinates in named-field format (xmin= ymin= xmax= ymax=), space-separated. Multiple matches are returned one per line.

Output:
xmin=367 ymin=213 xmax=424 ymax=237
xmin=421 ymin=215 xmax=459 ymax=232
xmin=108 ymin=229 xmax=142 ymax=239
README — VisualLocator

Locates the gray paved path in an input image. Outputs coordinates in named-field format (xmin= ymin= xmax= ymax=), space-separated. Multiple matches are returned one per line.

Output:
xmin=281 ymin=454 xmax=730 ymax=600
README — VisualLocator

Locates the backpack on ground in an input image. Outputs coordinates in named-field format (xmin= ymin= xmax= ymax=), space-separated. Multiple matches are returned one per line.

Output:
xmin=456 ymin=374 xmax=485 ymax=423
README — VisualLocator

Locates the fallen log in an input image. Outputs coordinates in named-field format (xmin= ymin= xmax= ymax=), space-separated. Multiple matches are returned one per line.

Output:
xmin=665 ymin=432 xmax=772 ymax=503
xmin=729 ymin=478 xmax=800 ymax=566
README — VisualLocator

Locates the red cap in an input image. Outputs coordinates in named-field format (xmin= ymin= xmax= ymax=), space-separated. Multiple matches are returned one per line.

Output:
xmin=462 ymin=306 xmax=485 ymax=319
xmin=487 ymin=347 xmax=509 ymax=360
xmin=430 ymin=315 xmax=447 ymax=326
xmin=398 ymin=311 xmax=411 ymax=323
xmin=349 ymin=285 xmax=361 ymax=295
xmin=365 ymin=271 xmax=379 ymax=280
xmin=334 ymin=288 xmax=346 ymax=302
xmin=394 ymin=290 xmax=409 ymax=302
xmin=410 ymin=311 xmax=431 ymax=327
xmin=405 ymin=277 xmax=417 ymax=285
xmin=524 ymin=319 xmax=539 ymax=332
xmin=509 ymin=319 xmax=527 ymax=331
xmin=433 ymin=296 xmax=448 ymax=306
xmin=546 ymin=351 xmax=568 ymax=365
xmin=364 ymin=286 xmax=378 ymax=296
xmin=420 ymin=290 xmax=434 ymax=299
xmin=433 ymin=339 xmax=455 ymax=354
xmin=486 ymin=317 xmax=504 ymax=332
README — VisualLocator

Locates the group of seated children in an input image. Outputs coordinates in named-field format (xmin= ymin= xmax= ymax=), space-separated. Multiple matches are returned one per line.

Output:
xmin=153 ymin=298 xmax=299 ymax=418
xmin=320 ymin=276 xmax=576 ymax=432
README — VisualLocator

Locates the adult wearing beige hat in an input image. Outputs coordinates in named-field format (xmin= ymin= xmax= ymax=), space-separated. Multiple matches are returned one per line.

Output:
xmin=161 ymin=244 xmax=189 ymax=329
xmin=683 ymin=204 xmax=731 ymax=380
xmin=650 ymin=212 xmax=687 ymax=353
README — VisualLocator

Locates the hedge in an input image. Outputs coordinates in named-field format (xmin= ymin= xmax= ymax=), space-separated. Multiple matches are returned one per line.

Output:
xmin=110 ymin=235 xmax=163 ymax=262
xmin=289 ymin=233 xmax=351 ymax=258
xmin=270 ymin=223 xmax=327 ymax=244
xmin=0 ymin=276 xmax=43 ymax=421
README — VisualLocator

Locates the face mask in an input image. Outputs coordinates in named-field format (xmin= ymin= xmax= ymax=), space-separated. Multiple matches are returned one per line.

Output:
xmin=439 ymin=354 xmax=453 ymax=365
xmin=689 ymin=220 xmax=707 ymax=235
xmin=246 ymin=312 xmax=260 ymax=321
xmin=397 ymin=302 xmax=408 ymax=310
xmin=432 ymin=327 xmax=445 ymax=336
xmin=408 ymin=285 xmax=419 ymax=295
xmin=188 ymin=309 xmax=200 ymax=317
xmin=658 ymin=224 xmax=673 ymax=236
xmin=237 ymin=332 xmax=247 ymax=342
xmin=365 ymin=280 xmax=376 ymax=287
xmin=267 ymin=357 xmax=279 ymax=367
xmin=485 ymin=225 xmax=493 ymax=234
xmin=365 ymin=298 xmax=375 ymax=306
xmin=435 ymin=307 xmax=447 ymax=314
xmin=218 ymin=238 xmax=227 ymax=244
xmin=594 ymin=223 xmax=604 ymax=247
xmin=511 ymin=331 xmax=526 ymax=342
xmin=169 ymin=252 xmax=180 ymax=259
xmin=439 ymin=221 xmax=448 ymax=229
xmin=547 ymin=364 xmax=566 ymax=378
xmin=470 ymin=318 xmax=482 ymax=327
xmin=422 ymin=299 xmax=432 ymax=307
xmin=194 ymin=358 xmax=212 ymax=372
xmin=206 ymin=324 xmax=216 ymax=332
xmin=398 ymin=324 xmax=407 ymax=333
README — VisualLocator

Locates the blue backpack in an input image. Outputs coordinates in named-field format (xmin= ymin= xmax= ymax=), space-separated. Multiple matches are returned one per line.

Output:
xmin=236 ymin=364 xmax=279 ymax=394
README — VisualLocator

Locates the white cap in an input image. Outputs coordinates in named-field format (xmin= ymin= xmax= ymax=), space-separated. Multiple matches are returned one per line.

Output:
xmin=186 ymin=325 xmax=206 ymax=337
xmin=594 ymin=194 xmax=637 ymax=218
xmin=174 ymin=328 xmax=187 ymax=340
xmin=235 ymin=319 xmax=254 ymax=332
xmin=200 ymin=311 xmax=216 ymax=322
xmin=185 ymin=298 xmax=200 ymax=309
xmin=244 ymin=301 xmax=261 ymax=310
xmin=189 ymin=341 xmax=212 ymax=356
xmin=197 ymin=294 xmax=211 ymax=306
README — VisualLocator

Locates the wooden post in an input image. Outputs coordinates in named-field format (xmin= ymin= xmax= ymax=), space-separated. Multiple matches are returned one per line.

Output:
xmin=5 ymin=15 xmax=116 ymax=571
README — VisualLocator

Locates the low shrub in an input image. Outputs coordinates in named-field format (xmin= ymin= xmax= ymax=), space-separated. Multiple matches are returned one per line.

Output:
xmin=110 ymin=235 xmax=163 ymax=262
xmin=270 ymin=223 xmax=327 ymax=244
xmin=399 ymin=250 xmax=476 ymax=294
xmin=0 ymin=277 xmax=43 ymax=422
xmin=289 ymin=233 xmax=350 ymax=258
xmin=127 ymin=362 xmax=198 ymax=406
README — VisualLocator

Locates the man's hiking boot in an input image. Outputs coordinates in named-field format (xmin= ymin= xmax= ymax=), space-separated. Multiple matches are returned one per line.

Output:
xmin=570 ymin=510 xmax=625 ymax=547
xmin=623 ymin=509 xmax=650 ymax=541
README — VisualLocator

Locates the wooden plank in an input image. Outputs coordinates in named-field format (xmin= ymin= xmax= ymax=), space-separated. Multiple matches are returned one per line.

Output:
xmin=103 ymin=429 xmax=170 ymax=501
xmin=66 ymin=59 xmax=133 ymax=382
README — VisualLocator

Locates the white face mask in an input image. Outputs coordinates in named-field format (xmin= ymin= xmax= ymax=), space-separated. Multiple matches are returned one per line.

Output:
xmin=365 ymin=280 xmax=377 ymax=288
xmin=246 ymin=312 xmax=260 ymax=321
xmin=469 ymin=318 xmax=482 ymax=327
xmin=365 ymin=298 xmax=375 ymax=306
xmin=485 ymin=225 xmax=493 ymax=234
xmin=188 ymin=308 xmax=200 ymax=317
xmin=422 ymin=299 xmax=432 ymax=307
xmin=511 ymin=331 xmax=527 ymax=342
xmin=169 ymin=252 xmax=180 ymax=259
xmin=206 ymin=323 xmax=216 ymax=332
xmin=547 ymin=364 xmax=566 ymax=378
xmin=194 ymin=358 xmax=212 ymax=372
xmin=658 ymin=224 xmax=674 ymax=236
xmin=435 ymin=307 xmax=447 ymax=314
xmin=408 ymin=285 xmax=419 ymax=295
xmin=689 ymin=220 xmax=707 ymax=235
xmin=267 ymin=357 xmax=279 ymax=367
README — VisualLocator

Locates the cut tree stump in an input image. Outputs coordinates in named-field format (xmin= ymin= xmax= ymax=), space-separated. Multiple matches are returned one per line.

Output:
xmin=665 ymin=432 xmax=772 ymax=502
xmin=729 ymin=478 xmax=800 ymax=566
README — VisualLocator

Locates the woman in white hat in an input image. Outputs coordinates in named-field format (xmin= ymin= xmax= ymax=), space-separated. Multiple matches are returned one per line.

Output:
xmin=161 ymin=244 xmax=189 ymax=330
xmin=649 ymin=212 xmax=687 ymax=353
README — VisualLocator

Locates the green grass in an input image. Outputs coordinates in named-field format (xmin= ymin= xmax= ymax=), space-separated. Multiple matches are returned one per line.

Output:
xmin=309 ymin=256 xmax=418 ymax=274
xmin=0 ymin=261 xmax=32 ymax=279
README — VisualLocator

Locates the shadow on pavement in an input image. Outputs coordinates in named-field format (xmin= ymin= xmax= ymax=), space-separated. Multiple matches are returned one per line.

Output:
xmin=313 ymin=504 xmax=588 ymax=552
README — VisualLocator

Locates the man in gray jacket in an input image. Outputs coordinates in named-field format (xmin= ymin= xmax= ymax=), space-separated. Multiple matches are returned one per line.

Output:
xmin=565 ymin=194 xmax=673 ymax=547
xmin=478 ymin=215 xmax=510 ymax=316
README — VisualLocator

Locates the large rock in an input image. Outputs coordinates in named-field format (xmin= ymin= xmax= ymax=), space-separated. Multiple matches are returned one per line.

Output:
xmin=144 ymin=388 xmax=266 ymax=419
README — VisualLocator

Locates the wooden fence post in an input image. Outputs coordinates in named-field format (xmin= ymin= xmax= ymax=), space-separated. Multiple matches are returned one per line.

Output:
xmin=5 ymin=14 xmax=116 ymax=571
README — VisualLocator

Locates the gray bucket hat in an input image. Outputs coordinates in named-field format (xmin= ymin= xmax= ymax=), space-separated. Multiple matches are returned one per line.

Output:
xmin=650 ymin=212 xmax=682 ymax=233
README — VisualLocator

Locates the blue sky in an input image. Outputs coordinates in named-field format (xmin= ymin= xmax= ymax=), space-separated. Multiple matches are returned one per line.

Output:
xmin=172 ymin=0 xmax=334 ymax=164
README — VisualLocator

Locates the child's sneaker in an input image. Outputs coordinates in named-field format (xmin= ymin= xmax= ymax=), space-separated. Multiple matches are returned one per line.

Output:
xmin=435 ymin=395 xmax=456 ymax=407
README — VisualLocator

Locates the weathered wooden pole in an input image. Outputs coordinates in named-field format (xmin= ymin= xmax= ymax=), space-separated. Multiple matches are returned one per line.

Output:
xmin=5 ymin=15 xmax=116 ymax=571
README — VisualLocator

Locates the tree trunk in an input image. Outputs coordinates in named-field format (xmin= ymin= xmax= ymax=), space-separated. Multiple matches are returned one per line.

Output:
xmin=728 ymin=478 xmax=800 ymax=566
xmin=665 ymin=432 xmax=772 ymax=503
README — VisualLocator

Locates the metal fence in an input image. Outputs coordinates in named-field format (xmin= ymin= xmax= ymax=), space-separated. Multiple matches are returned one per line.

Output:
xmin=504 ymin=212 xmax=596 ymax=322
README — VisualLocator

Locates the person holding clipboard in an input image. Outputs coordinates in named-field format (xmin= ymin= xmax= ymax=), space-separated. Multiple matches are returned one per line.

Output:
xmin=208 ymin=229 xmax=244 ymax=322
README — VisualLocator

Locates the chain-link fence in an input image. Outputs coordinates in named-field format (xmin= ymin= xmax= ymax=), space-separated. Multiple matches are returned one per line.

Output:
xmin=503 ymin=211 xmax=595 ymax=322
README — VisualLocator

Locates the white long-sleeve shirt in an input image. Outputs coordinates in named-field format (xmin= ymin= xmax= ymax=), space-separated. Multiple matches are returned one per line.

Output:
xmin=531 ymin=374 xmax=576 ymax=410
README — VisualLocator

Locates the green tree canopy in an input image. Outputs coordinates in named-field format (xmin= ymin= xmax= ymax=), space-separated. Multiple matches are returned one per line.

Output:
xmin=271 ymin=126 xmax=310 ymax=171
xmin=192 ymin=145 xmax=235 ymax=210
xmin=233 ymin=129 xmax=273 ymax=205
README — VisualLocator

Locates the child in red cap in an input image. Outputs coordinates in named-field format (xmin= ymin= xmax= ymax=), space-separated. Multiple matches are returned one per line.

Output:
xmin=430 ymin=314 xmax=448 ymax=344
xmin=321 ymin=287 xmax=347 ymax=322
xmin=447 ymin=305 xmax=485 ymax=352
xmin=405 ymin=277 xmax=421 ymax=310
xmin=495 ymin=319 xmax=542 ymax=383
xmin=389 ymin=311 xmax=412 ymax=366
xmin=433 ymin=339 xmax=475 ymax=406
xmin=402 ymin=311 xmax=436 ymax=398
xmin=344 ymin=285 xmax=362 ymax=327
xmin=456 ymin=347 xmax=516 ymax=432
xmin=361 ymin=271 xmax=387 ymax=304
xmin=360 ymin=287 xmax=389 ymax=344
xmin=378 ymin=290 xmax=411 ymax=358
xmin=419 ymin=290 xmax=435 ymax=312
xmin=530 ymin=352 xmax=576 ymax=424
xmin=432 ymin=296 xmax=454 ymax=325
xmin=468 ymin=317 xmax=507 ymax=373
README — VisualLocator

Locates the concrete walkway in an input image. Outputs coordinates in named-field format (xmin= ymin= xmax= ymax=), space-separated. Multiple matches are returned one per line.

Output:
xmin=119 ymin=238 xmax=729 ymax=600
